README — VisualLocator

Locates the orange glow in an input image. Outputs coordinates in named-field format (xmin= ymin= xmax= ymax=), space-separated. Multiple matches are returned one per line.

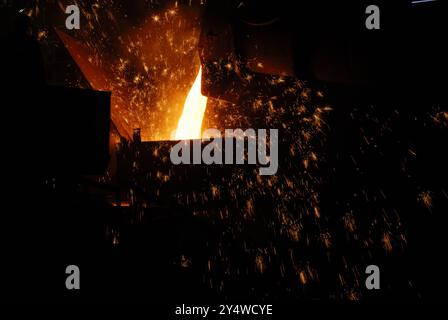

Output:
xmin=174 ymin=67 xmax=208 ymax=140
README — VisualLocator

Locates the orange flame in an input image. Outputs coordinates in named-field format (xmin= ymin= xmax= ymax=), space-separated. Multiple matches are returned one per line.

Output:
xmin=174 ymin=67 xmax=208 ymax=140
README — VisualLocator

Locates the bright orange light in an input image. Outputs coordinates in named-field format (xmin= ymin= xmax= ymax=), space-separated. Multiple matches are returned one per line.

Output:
xmin=174 ymin=67 xmax=208 ymax=140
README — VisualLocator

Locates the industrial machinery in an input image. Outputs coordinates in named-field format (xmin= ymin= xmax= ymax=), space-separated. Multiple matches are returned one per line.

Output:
xmin=199 ymin=0 xmax=447 ymax=103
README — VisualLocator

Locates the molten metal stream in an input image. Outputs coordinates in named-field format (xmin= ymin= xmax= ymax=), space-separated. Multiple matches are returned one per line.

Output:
xmin=174 ymin=67 xmax=208 ymax=140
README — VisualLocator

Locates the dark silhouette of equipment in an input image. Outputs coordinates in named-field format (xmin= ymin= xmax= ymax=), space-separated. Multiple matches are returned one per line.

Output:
xmin=200 ymin=0 xmax=447 ymax=103
xmin=0 ymin=9 xmax=46 ymax=87
xmin=5 ymin=86 xmax=111 ymax=175
xmin=1 ymin=7 xmax=110 ymax=176
xmin=0 ymin=7 xmax=114 ymax=298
